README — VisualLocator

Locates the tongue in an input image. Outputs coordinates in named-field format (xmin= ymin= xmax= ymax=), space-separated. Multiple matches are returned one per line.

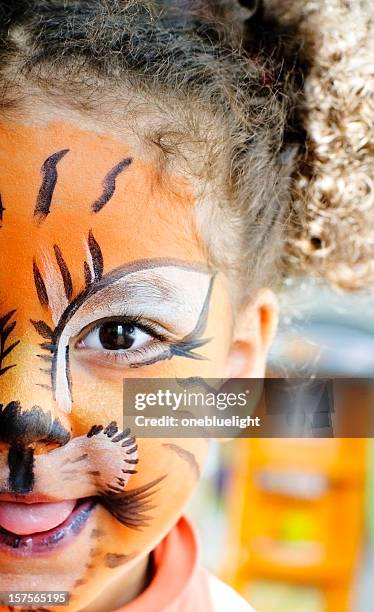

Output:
xmin=0 ymin=500 xmax=76 ymax=535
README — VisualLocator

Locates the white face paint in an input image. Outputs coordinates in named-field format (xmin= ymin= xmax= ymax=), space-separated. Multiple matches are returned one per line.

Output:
xmin=41 ymin=252 xmax=69 ymax=325
xmin=52 ymin=264 xmax=213 ymax=413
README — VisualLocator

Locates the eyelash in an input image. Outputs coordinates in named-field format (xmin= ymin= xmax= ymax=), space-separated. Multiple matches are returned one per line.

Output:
xmin=74 ymin=314 xmax=171 ymax=368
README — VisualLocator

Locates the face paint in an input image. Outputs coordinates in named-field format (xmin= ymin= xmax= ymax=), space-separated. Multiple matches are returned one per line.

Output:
xmin=34 ymin=149 xmax=70 ymax=222
xmin=0 ymin=116 xmax=233 ymax=609
xmin=0 ymin=311 xmax=19 ymax=376
xmin=91 ymin=158 xmax=133 ymax=214
xmin=0 ymin=194 xmax=5 ymax=226
xmin=31 ymin=255 xmax=214 ymax=413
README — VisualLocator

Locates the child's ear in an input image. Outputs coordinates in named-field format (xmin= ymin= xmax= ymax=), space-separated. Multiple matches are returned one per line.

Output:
xmin=225 ymin=288 xmax=279 ymax=378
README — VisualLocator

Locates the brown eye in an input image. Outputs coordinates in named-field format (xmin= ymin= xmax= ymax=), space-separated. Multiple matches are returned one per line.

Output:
xmin=98 ymin=322 xmax=136 ymax=350
xmin=76 ymin=318 xmax=154 ymax=356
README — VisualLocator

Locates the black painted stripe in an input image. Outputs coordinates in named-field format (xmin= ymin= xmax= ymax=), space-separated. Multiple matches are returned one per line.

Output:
xmin=34 ymin=149 xmax=69 ymax=222
xmin=0 ymin=310 xmax=18 ymax=376
xmin=0 ymin=193 xmax=5 ymax=226
xmin=83 ymin=261 xmax=92 ymax=289
xmin=88 ymin=230 xmax=104 ymax=280
xmin=65 ymin=344 xmax=73 ymax=402
xmin=33 ymin=260 xmax=49 ymax=307
xmin=91 ymin=158 xmax=132 ymax=213
xmin=54 ymin=245 xmax=73 ymax=300
xmin=30 ymin=319 xmax=54 ymax=340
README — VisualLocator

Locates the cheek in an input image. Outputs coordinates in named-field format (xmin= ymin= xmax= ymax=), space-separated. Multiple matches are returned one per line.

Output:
xmin=68 ymin=367 xmax=124 ymax=436
xmin=71 ymin=439 xmax=208 ymax=605
xmin=100 ymin=437 xmax=208 ymax=543
xmin=67 ymin=283 xmax=233 ymax=437
xmin=200 ymin=284 xmax=233 ymax=373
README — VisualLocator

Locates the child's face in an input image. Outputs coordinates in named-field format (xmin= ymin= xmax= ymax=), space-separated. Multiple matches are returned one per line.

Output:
xmin=0 ymin=116 xmax=234 ymax=609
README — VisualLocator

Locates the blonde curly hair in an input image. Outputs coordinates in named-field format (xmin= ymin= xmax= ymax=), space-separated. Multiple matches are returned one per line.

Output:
xmin=271 ymin=0 xmax=374 ymax=291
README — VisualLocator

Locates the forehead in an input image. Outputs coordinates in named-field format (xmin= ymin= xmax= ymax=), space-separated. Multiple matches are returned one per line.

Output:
xmin=0 ymin=118 xmax=202 ymax=269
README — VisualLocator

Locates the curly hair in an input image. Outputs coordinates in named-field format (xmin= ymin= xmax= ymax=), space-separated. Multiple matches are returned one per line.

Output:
xmin=0 ymin=0 xmax=371 ymax=300
xmin=268 ymin=0 xmax=374 ymax=292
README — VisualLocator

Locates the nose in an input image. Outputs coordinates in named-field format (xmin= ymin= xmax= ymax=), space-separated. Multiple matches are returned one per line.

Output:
xmin=0 ymin=340 xmax=71 ymax=441
xmin=0 ymin=336 xmax=71 ymax=495
xmin=0 ymin=402 xmax=71 ymax=494
xmin=0 ymin=401 xmax=71 ymax=447
xmin=0 ymin=309 xmax=72 ymax=493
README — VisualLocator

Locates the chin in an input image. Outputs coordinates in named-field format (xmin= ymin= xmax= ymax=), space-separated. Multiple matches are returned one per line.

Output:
xmin=0 ymin=501 xmax=99 ymax=593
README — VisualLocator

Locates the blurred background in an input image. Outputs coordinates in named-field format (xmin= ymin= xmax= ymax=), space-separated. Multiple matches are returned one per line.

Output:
xmin=188 ymin=278 xmax=374 ymax=612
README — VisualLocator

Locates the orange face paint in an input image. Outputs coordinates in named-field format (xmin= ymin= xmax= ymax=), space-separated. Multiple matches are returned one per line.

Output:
xmin=0 ymin=118 xmax=232 ymax=610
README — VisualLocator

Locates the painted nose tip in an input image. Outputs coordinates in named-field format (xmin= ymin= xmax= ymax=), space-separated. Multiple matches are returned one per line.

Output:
xmin=0 ymin=401 xmax=71 ymax=447
xmin=8 ymin=446 xmax=35 ymax=494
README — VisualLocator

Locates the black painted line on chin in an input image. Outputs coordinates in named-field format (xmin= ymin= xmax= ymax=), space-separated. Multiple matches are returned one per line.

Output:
xmin=105 ymin=550 xmax=138 ymax=568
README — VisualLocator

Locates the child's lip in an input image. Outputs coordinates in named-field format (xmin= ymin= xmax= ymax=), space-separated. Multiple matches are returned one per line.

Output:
xmin=0 ymin=499 xmax=77 ymax=535
xmin=0 ymin=497 xmax=97 ymax=557
xmin=0 ymin=493 xmax=64 ymax=503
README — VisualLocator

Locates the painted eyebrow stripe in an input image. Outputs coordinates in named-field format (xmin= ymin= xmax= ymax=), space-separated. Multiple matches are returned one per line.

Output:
xmin=34 ymin=149 xmax=69 ymax=222
xmin=91 ymin=158 xmax=132 ymax=213
xmin=54 ymin=245 xmax=73 ymax=300
xmin=33 ymin=260 xmax=49 ymax=308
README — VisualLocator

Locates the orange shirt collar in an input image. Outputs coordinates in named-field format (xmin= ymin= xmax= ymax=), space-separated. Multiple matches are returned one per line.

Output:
xmin=116 ymin=517 xmax=200 ymax=612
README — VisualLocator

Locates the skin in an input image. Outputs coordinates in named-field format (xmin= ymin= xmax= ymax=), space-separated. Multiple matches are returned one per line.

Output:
xmin=0 ymin=108 xmax=278 ymax=612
